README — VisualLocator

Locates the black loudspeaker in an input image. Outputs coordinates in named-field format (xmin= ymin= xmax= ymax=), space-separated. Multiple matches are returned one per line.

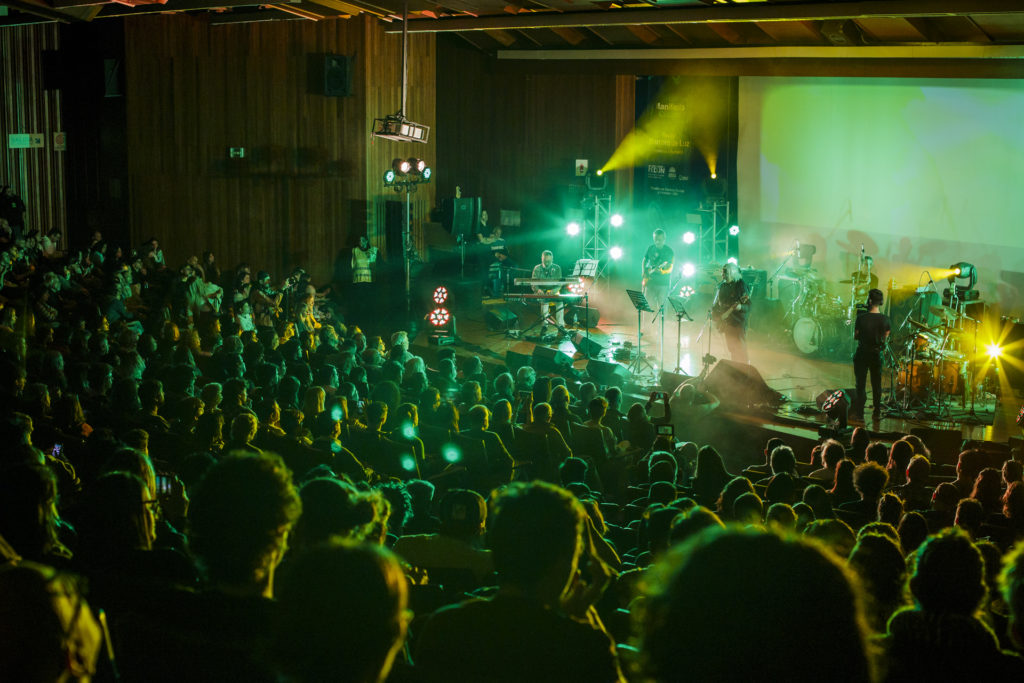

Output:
xmin=485 ymin=307 xmax=519 ymax=331
xmin=450 ymin=197 xmax=481 ymax=238
xmin=704 ymin=360 xmax=782 ymax=409
xmin=660 ymin=370 xmax=693 ymax=395
xmin=568 ymin=305 xmax=600 ymax=328
xmin=570 ymin=332 xmax=604 ymax=358
xmin=585 ymin=359 xmax=632 ymax=388
xmin=532 ymin=346 xmax=575 ymax=376
xmin=313 ymin=54 xmax=354 ymax=97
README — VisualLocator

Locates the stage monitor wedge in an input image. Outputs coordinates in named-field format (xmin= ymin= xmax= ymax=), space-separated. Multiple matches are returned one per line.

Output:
xmin=585 ymin=359 xmax=631 ymax=388
xmin=532 ymin=346 xmax=575 ymax=377
xmin=705 ymin=360 xmax=783 ymax=410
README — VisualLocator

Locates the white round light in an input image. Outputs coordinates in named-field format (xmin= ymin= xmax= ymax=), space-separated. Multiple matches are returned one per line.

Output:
xmin=609 ymin=246 xmax=623 ymax=260
xmin=681 ymin=263 xmax=696 ymax=278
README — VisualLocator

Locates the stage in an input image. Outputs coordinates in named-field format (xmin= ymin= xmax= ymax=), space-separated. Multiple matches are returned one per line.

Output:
xmin=410 ymin=285 xmax=1023 ymax=468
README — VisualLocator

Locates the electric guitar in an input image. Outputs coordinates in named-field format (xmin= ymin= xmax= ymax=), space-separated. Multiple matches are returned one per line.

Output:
xmin=712 ymin=294 xmax=750 ymax=332
xmin=642 ymin=260 xmax=673 ymax=287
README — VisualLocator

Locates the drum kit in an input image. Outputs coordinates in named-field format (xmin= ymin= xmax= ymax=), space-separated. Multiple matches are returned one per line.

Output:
xmin=778 ymin=263 xmax=863 ymax=361
xmin=890 ymin=303 xmax=979 ymax=416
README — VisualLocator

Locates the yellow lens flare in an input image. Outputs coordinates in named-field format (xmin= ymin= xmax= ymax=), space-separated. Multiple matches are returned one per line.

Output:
xmin=973 ymin=321 xmax=1024 ymax=410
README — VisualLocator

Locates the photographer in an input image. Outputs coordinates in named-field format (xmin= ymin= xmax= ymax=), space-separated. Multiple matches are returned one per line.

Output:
xmin=252 ymin=271 xmax=284 ymax=327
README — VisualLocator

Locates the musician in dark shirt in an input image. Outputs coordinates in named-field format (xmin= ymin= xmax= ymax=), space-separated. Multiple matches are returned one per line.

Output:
xmin=852 ymin=288 xmax=890 ymax=421
xmin=641 ymin=229 xmax=674 ymax=321
xmin=531 ymin=249 xmax=564 ymax=331
xmin=712 ymin=262 xmax=749 ymax=364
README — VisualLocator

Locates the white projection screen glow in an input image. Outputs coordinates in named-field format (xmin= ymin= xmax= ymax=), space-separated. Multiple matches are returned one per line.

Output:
xmin=737 ymin=76 xmax=1024 ymax=316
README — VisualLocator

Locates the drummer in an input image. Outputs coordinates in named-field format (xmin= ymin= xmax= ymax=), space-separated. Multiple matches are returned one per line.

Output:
xmin=850 ymin=256 xmax=879 ymax=300
xmin=851 ymin=288 xmax=890 ymax=422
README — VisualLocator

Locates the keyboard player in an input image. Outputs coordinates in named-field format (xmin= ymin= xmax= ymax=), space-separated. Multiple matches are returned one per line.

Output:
xmin=531 ymin=249 xmax=565 ymax=332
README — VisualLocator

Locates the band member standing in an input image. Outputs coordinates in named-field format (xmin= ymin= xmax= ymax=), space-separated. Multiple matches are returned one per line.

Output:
xmin=712 ymin=262 xmax=750 ymax=364
xmin=852 ymin=288 xmax=890 ymax=421
xmin=641 ymin=229 xmax=674 ymax=320
xmin=351 ymin=235 xmax=377 ymax=322
xmin=531 ymin=249 xmax=564 ymax=332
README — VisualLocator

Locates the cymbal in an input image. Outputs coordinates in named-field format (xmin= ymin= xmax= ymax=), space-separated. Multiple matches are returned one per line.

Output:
xmin=930 ymin=305 xmax=958 ymax=321
xmin=839 ymin=279 xmax=854 ymax=284
xmin=909 ymin=319 xmax=937 ymax=333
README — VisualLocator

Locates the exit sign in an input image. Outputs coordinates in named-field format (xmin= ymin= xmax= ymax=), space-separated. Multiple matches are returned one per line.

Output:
xmin=8 ymin=133 xmax=45 ymax=149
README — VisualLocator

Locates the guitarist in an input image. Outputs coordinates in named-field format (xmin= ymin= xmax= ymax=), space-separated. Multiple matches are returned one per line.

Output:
xmin=641 ymin=228 xmax=674 ymax=323
xmin=712 ymin=262 xmax=750 ymax=364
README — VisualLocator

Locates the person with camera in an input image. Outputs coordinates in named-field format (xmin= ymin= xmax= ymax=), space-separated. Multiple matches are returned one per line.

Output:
xmin=252 ymin=271 xmax=284 ymax=327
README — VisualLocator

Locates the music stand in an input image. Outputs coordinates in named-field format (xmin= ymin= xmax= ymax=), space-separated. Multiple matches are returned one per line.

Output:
xmin=667 ymin=295 xmax=693 ymax=374
xmin=571 ymin=258 xmax=600 ymax=351
xmin=626 ymin=289 xmax=656 ymax=378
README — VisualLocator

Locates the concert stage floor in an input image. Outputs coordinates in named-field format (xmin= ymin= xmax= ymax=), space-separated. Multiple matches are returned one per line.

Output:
xmin=411 ymin=295 xmax=1023 ymax=459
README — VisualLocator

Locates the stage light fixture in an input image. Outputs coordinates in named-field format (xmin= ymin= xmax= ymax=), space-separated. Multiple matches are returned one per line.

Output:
xmin=609 ymin=246 xmax=623 ymax=260
xmin=409 ymin=158 xmax=427 ymax=173
xmin=428 ymin=307 xmax=451 ymax=327
xmin=422 ymin=167 xmax=432 ymax=180
xmin=566 ymin=222 xmax=581 ymax=236
xmin=821 ymin=389 xmax=850 ymax=430
xmin=681 ymin=263 xmax=696 ymax=278
xmin=727 ymin=257 xmax=739 ymax=265
xmin=610 ymin=214 xmax=624 ymax=228
xmin=987 ymin=343 xmax=1002 ymax=359
xmin=568 ymin=280 xmax=585 ymax=295
xmin=946 ymin=262 xmax=976 ymax=287
xmin=400 ymin=454 xmax=417 ymax=472
xmin=400 ymin=421 xmax=417 ymax=439
xmin=711 ymin=172 xmax=717 ymax=180
xmin=432 ymin=286 xmax=449 ymax=304
xmin=680 ymin=285 xmax=695 ymax=298
xmin=596 ymin=169 xmax=604 ymax=176
xmin=392 ymin=158 xmax=412 ymax=175
xmin=373 ymin=115 xmax=430 ymax=144
xmin=383 ymin=169 xmax=396 ymax=184
xmin=683 ymin=231 xmax=696 ymax=245
xmin=729 ymin=225 xmax=740 ymax=236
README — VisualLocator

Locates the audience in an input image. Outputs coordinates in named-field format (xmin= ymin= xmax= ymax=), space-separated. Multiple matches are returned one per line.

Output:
xmin=3 ymin=226 xmax=1024 ymax=683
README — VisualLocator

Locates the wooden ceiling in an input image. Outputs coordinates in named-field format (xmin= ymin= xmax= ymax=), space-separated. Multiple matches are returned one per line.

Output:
xmin=3 ymin=0 xmax=1024 ymax=57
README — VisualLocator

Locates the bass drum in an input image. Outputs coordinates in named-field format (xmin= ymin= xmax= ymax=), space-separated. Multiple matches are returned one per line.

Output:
xmin=792 ymin=317 xmax=854 ymax=359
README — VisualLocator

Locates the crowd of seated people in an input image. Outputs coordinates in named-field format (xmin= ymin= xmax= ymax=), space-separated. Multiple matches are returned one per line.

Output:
xmin=3 ymin=226 xmax=1024 ymax=682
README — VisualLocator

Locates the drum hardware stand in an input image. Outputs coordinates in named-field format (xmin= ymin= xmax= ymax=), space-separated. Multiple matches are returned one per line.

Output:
xmin=668 ymin=295 xmax=694 ymax=374
xmin=626 ymin=289 xmax=656 ymax=379
xmin=881 ymin=340 xmax=909 ymax=418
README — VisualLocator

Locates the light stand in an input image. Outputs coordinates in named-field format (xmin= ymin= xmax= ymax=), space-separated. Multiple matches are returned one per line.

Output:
xmin=384 ymin=160 xmax=432 ymax=315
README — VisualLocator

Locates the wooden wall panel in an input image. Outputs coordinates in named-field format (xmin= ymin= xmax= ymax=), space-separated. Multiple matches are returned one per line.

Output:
xmin=0 ymin=25 xmax=67 ymax=239
xmin=123 ymin=16 xmax=435 ymax=285
xmin=435 ymin=36 xmax=618 ymax=262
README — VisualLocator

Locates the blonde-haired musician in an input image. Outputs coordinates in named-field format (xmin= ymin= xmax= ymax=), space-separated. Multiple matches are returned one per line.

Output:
xmin=711 ymin=262 xmax=749 ymax=363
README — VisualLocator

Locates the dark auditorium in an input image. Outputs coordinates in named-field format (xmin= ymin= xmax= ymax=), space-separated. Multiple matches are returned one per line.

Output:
xmin=4 ymin=3 xmax=1024 ymax=681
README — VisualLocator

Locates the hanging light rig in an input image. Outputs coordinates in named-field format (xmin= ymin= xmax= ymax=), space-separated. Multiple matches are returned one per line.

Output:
xmin=371 ymin=0 xmax=430 ymax=144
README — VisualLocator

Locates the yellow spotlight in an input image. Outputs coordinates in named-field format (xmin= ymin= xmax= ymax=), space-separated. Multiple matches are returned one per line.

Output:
xmin=595 ymin=169 xmax=604 ymax=176
xmin=987 ymin=343 xmax=1002 ymax=359
xmin=710 ymin=172 xmax=717 ymax=179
